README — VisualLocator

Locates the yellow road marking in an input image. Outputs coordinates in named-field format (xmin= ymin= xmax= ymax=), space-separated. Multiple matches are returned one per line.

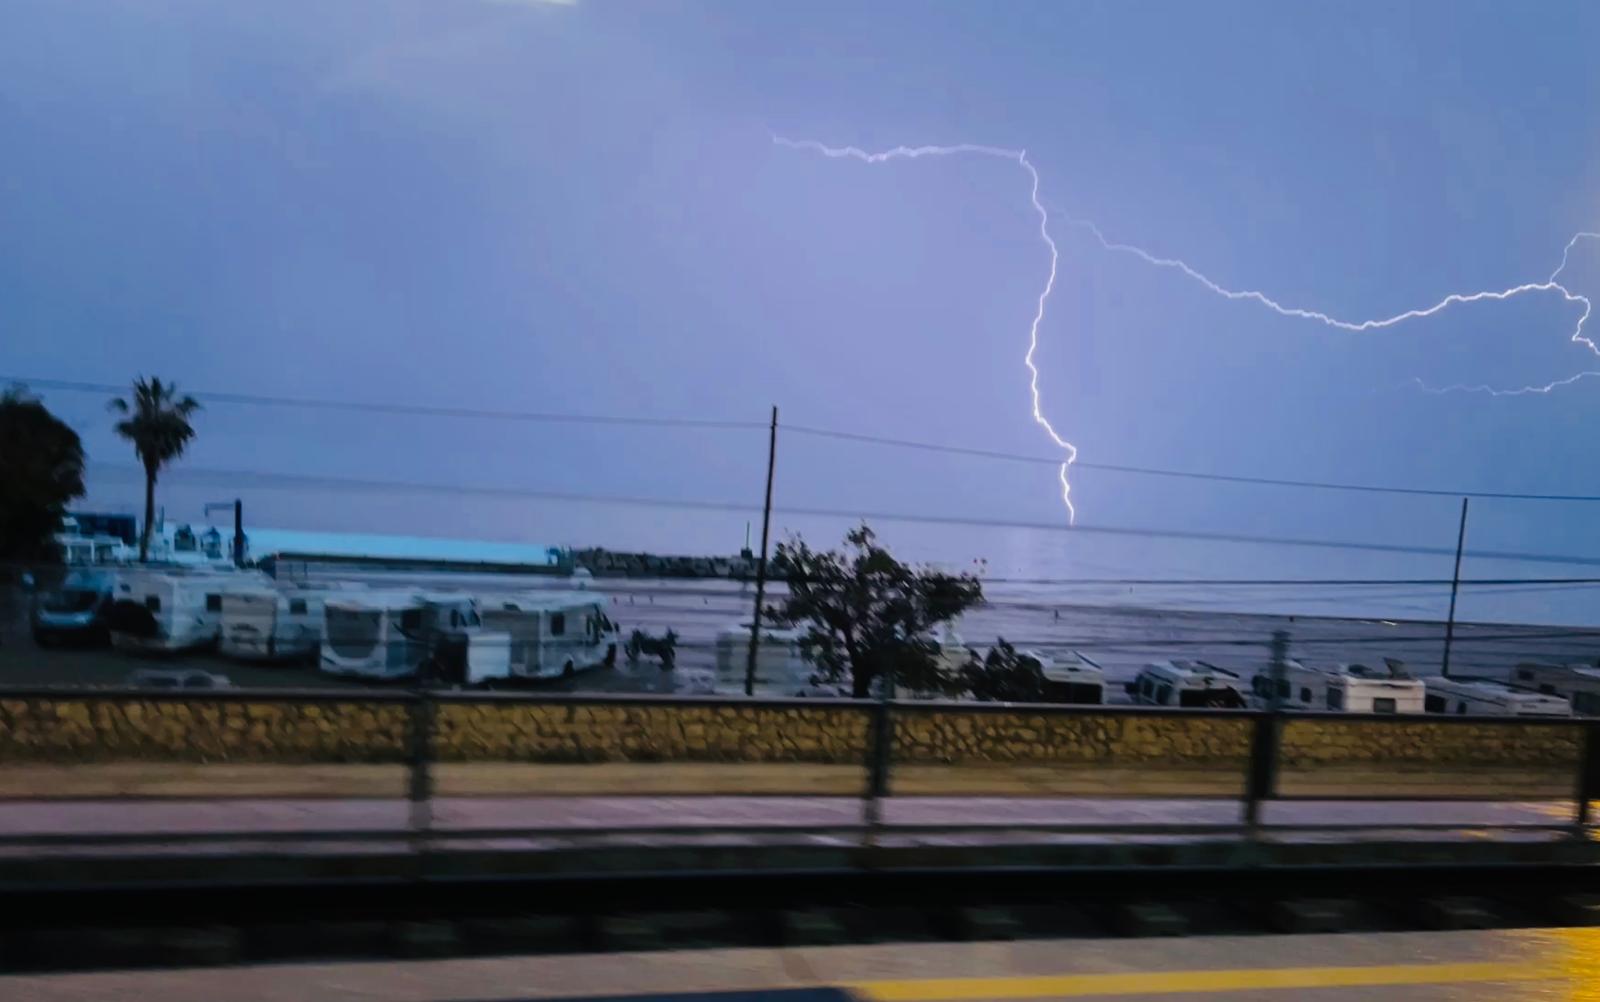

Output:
xmin=851 ymin=961 xmax=1547 ymax=1000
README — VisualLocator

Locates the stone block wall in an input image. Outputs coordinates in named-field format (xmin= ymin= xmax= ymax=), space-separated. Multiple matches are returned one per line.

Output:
xmin=1279 ymin=717 xmax=1580 ymax=768
xmin=891 ymin=707 xmax=1253 ymax=766
xmin=0 ymin=697 xmax=410 ymax=763
xmin=434 ymin=701 xmax=871 ymax=763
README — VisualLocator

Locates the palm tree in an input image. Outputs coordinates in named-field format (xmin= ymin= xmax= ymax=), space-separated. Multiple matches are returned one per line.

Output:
xmin=110 ymin=377 xmax=200 ymax=561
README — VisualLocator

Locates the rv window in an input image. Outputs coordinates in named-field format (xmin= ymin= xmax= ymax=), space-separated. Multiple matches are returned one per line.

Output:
xmin=289 ymin=599 xmax=307 ymax=615
xmin=1277 ymin=679 xmax=1290 ymax=699
xmin=1326 ymin=687 xmax=1344 ymax=710
xmin=1539 ymin=684 xmax=1557 ymax=695
xmin=1155 ymin=684 xmax=1172 ymax=705
xmin=1373 ymin=697 xmax=1397 ymax=714
xmin=1425 ymin=694 xmax=1446 ymax=713
xmin=144 ymin=595 xmax=161 ymax=612
xmin=1299 ymin=686 xmax=1311 ymax=704
xmin=1456 ymin=702 xmax=1468 ymax=715
xmin=205 ymin=594 xmax=222 ymax=612
xmin=400 ymin=609 xmax=422 ymax=632
xmin=1517 ymin=668 xmax=1534 ymax=682
xmin=550 ymin=612 xmax=566 ymax=636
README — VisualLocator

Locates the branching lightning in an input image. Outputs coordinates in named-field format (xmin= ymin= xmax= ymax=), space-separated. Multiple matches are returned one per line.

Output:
xmin=775 ymin=134 xmax=1598 ymax=518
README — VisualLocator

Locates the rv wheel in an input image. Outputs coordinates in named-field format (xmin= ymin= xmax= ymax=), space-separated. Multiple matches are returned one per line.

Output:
xmin=562 ymin=660 xmax=575 ymax=678
xmin=603 ymin=644 xmax=617 ymax=669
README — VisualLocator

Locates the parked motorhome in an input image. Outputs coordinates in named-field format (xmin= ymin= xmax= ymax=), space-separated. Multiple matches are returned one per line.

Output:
xmin=1129 ymin=660 xmax=1247 ymax=708
xmin=1510 ymin=662 xmax=1600 ymax=716
xmin=106 ymin=568 xmax=271 ymax=653
xmin=1421 ymin=675 xmax=1571 ymax=717
xmin=31 ymin=568 xmax=119 ymax=646
xmin=1250 ymin=659 xmax=1425 ymax=714
xmin=1039 ymin=650 xmax=1106 ymax=704
xmin=715 ymin=622 xmax=810 ymax=692
xmin=219 ymin=583 xmax=361 ymax=663
xmin=319 ymin=590 xmax=482 ymax=681
xmin=468 ymin=591 xmax=619 ymax=683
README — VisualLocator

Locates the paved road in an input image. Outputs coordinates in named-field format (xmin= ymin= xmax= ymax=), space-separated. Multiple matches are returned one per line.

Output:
xmin=2 ymin=928 xmax=1595 ymax=1000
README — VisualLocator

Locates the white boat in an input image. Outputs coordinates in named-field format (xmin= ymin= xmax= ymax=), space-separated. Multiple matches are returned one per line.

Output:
xmin=715 ymin=622 xmax=811 ymax=692
xmin=1250 ymin=658 xmax=1425 ymax=714
xmin=1039 ymin=650 xmax=1106 ymax=704
xmin=219 ymin=582 xmax=363 ymax=663
xmin=469 ymin=590 xmax=620 ymax=683
xmin=319 ymin=590 xmax=482 ymax=681
xmin=106 ymin=567 xmax=272 ymax=653
xmin=1422 ymin=675 xmax=1571 ymax=717
xmin=1129 ymin=659 xmax=1247 ymax=708
xmin=1511 ymin=661 xmax=1600 ymax=716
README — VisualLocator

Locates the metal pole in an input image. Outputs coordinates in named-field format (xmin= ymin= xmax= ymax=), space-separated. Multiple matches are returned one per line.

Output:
xmin=1245 ymin=629 xmax=1289 ymax=829
xmin=233 ymin=499 xmax=244 ymax=567
xmin=1441 ymin=497 xmax=1469 ymax=678
xmin=745 ymin=406 xmax=778 ymax=696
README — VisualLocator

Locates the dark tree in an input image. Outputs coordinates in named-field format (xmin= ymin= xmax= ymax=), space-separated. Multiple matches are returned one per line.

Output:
xmin=110 ymin=377 xmax=200 ymax=561
xmin=0 ymin=386 xmax=86 ymax=565
xmin=771 ymin=524 xmax=983 ymax=698
xmin=959 ymin=639 xmax=1048 ymax=703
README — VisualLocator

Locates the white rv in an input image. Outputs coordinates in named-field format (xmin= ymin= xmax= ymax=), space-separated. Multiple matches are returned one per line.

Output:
xmin=468 ymin=591 xmax=619 ymax=683
xmin=107 ymin=568 xmax=272 ymax=653
xmin=715 ymin=622 xmax=811 ymax=692
xmin=1250 ymin=659 xmax=1425 ymax=714
xmin=219 ymin=583 xmax=362 ymax=663
xmin=1039 ymin=650 xmax=1106 ymax=704
xmin=320 ymin=591 xmax=482 ymax=681
xmin=1510 ymin=662 xmax=1600 ymax=716
xmin=1129 ymin=659 xmax=1248 ymax=708
xmin=1422 ymin=675 xmax=1571 ymax=717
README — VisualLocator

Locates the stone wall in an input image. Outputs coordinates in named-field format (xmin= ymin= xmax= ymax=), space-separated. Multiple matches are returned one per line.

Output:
xmin=892 ymin=707 xmax=1253 ymax=766
xmin=434 ymin=701 xmax=871 ymax=763
xmin=1279 ymin=717 xmax=1580 ymax=768
xmin=0 ymin=696 xmax=410 ymax=763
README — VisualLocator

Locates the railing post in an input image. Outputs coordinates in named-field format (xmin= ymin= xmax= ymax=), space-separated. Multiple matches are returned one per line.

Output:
xmin=1244 ymin=630 xmax=1289 ymax=829
xmin=863 ymin=675 xmax=895 ymax=838
xmin=1575 ymin=720 xmax=1600 ymax=834
xmin=408 ymin=686 xmax=436 ymax=844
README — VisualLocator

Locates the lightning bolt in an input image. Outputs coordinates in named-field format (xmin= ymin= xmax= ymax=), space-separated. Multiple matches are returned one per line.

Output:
xmin=776 ymin=134 xmax=1598 ymax=516
xmin=772 ymin=136 xmax=1078 ymax=521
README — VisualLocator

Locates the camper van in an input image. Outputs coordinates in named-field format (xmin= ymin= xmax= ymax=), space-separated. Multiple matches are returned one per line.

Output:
xmin=1040 ymin=650 xmax=1106 ymax=704
xmin=106 ymin=568 xmax=271 ymax=653
xmin=715 ymin=622 xmax=811 ymax=693
xmin=1510 ymin=662 xmax=1600 ymax=716
xmin=319 ymin=590 xmax=482 ymax=681
xmin=1421 ymin=675 xmax=1571 ymax=717
xmin=31 ymin=568 xmax=119 ymax=646
xmin=469 ymin=590 xmax=619 ymax=683
xmin=1129 ymin=660 xmax=1247 ymax=708
xmin=1250 ymin=659 xmax=1425 ymax=714
xmin=219 ymin=583 xmax=360 ymax=663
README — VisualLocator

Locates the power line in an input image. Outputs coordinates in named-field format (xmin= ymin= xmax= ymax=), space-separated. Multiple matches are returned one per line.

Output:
xmin=86 ymin=462 xmax=1600 ymax=569
xmin=783 ymin=423 xmax=1600 ymax=503
xmin=5 ymin=377 xmax=765 ymax=431
xmin=22 ymin=373 xmax=1600 ymax=504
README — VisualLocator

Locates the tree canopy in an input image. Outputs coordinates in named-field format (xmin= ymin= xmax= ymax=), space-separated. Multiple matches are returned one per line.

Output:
xmin=0 ymin=386 xmax=86 ymax=565
xmin=110 ymin=376 xmax=200 ymax=561
xmin=958 ymin=639 xmax=1048 ymax=703
xmin=770 ymin=524 xmax=983 ymax=698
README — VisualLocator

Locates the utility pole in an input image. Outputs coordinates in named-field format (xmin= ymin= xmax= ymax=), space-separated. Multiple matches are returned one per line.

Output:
xmin=745 ymin=406 xmax=778 ymax=696
xmin=1440 ymin=497 xmax=1470 ymax=678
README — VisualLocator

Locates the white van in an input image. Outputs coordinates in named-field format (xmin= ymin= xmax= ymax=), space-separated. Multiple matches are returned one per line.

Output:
xmin=1251 ymin=658 xmax=1425 ymax=714
xmin=107 ymin=568 xmax=272 ymax=653
xmin=470 ymin=591 xmax=619 ymax=683
xmin=1129 ymin=660 xmax=1247 ymax=708
xmin=319 ymin=591 xmax=481 ymax=681
xmin=1511 ymin=662 xmax=1600 ymax=716
xmin=1421 ymin=675 xmax=1571 ymax=717
xmin=219 ymin=583 xmax=362 ymax=663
